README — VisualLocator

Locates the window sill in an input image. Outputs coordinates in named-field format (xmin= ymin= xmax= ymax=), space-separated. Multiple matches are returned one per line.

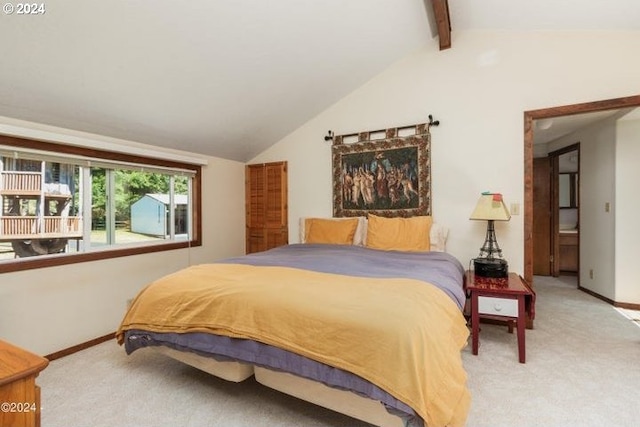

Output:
xmin=0 ymin=238 xmax=201 ymax=274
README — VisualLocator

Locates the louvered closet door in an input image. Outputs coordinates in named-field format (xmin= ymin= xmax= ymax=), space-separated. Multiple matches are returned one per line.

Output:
xmin=245 ymin=161 xmax=288 ymax=254
xmin=246 ymin=164 xmax=266 ymax=253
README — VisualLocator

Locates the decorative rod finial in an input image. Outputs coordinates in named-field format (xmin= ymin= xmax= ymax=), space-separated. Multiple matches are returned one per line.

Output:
xmin=324 ymin=130 xmax=334 ymax=142
xmin=428 ymin=114 xmax=440 ymax=128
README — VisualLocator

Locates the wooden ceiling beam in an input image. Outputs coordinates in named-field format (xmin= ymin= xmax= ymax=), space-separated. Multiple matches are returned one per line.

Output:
xmin=432 ymin=0 xmax=452 ymax=50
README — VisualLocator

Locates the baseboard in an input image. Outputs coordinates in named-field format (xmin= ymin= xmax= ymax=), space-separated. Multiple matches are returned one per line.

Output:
xmin=614 ymin=301 xmax=640 ymax=310
xmin=559 ymin=271 xmax=578 ymax=276
xmin=578 ymin=286 xmax=614 ymax=305
xmin=45 ymin=332 xmax=115 ymax=361
xmin=577 ymin=286 xmax=640 ymax=310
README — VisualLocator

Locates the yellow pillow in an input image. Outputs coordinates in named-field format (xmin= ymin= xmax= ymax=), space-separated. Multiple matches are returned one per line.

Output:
xmin=365 ymin=214 xmax=432 ymax=252
xmin=305 ymin=218 xmax=359 ymax=245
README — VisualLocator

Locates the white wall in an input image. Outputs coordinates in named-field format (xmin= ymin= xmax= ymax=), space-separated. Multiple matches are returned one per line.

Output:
xmin=0 ymin=124 xmax=246 ymax=355
xmin=577 ymin=123 xmax=617 ymax=300
xmin=251 ymin=30 xmax=640 ymax=292
xmin=549 ymin=119 xmax=618 ymax=300
xmin=615 ymin=113 xmax=640 ymax=303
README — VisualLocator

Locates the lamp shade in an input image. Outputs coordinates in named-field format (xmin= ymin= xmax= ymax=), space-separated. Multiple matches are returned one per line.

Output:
xmin=469 ymin=194 xmax=511 ymax=221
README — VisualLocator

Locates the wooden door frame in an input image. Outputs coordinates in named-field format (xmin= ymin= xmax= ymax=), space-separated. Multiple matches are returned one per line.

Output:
xmin=551 ymin=153 xmax=560 ymax=276
xmin=523 ymin=95 xmax=640 ymax=285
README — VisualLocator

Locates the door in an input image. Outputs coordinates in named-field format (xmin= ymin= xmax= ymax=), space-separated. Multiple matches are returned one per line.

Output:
xmin=245 ymin=161 xmax=288 ymax=254
xmin=551 ymin=144 xmax=580 ymax=278
xmin=533 ymin=157 xmax=552 ymax=275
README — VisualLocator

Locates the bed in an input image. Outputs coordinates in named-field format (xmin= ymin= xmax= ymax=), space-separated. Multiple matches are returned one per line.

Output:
xmin=116 ymin=216 xmax=470 ymax=427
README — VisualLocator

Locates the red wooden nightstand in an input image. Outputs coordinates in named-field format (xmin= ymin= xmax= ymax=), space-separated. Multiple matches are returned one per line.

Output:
xmin=465 ymin=272 xmax=534 ymax=363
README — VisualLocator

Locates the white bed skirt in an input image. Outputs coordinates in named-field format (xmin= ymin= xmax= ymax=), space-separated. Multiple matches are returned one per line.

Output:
xmin=254 ymin=366 xmax=404 ymax=427
xmin=153 ymin=346 xmax=254 ymax=382
xmin=150 ymin=347 xmax=405 ymax=427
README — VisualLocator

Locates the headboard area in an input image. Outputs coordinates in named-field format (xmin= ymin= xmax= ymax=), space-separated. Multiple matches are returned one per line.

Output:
xmin=331 ymin=120 xmax=433 ymax=219
xmin=299 ymin=216 xmax=449 ymax=252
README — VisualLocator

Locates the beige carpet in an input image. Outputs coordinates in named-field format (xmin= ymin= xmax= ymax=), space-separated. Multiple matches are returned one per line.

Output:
xmin=38 ymin=275 xmax=640 ymax=427
xmin=615 ymin=307 xmax=640 ymax=328
xmin=462 ymin=275 xmax=640 ymax=426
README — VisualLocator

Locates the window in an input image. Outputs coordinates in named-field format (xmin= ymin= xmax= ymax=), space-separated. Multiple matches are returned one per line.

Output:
xmin=0 ymin=135 xmax=201 ymax=273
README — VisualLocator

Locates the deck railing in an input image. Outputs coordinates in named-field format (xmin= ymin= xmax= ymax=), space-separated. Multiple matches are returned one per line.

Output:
xmin=0 ymin=171 xmax=42 ymax=194
xmin=0 ymin=216 xmax=83 ymax=240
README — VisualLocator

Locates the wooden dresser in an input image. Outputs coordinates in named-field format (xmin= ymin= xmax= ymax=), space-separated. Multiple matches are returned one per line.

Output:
xmin=0 ymin=340 xmax=48 ymax=427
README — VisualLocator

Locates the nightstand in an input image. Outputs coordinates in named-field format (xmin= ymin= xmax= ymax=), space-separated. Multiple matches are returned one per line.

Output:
xmin=465 ymin=272 xmax=534 ymax=363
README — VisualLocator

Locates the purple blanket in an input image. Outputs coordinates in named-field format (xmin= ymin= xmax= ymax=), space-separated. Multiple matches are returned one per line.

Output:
xmin=221 ymin=243 xmax=466 ymax=309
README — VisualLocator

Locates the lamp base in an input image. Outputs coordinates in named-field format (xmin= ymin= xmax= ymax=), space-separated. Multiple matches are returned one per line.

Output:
xmin=473 ymin=258 xmax=508 ymax=278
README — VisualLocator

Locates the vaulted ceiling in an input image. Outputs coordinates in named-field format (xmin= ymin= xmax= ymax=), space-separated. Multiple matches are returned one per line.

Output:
xmin=1 ymin=1 xmax=639 ymax=161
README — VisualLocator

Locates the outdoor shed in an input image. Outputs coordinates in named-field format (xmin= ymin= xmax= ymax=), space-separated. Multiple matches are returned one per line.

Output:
xmin=130 ymin=193 xmax=188 ymax=237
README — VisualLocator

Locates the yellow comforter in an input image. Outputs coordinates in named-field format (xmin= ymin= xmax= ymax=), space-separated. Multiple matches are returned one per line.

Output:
xmin=116 ymin=263 xmax=470 ymax=427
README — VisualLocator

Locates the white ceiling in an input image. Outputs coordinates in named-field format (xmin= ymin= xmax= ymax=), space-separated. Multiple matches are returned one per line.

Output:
xmin=533 ymin=110 xmax=631 ymax=146
xmin=450 ymin=0 xmax=640 ymax=31
xmin=1 ymin=1 xmax=640 ymax=162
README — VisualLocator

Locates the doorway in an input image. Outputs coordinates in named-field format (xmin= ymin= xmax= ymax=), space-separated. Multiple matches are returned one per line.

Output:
xmin=532 ymin=143 xmax=580 ymax=279
xmin=523 ymin=95 xmax=640 ymax=286
xmin=553 ymin=144 xmax=580 ymax=279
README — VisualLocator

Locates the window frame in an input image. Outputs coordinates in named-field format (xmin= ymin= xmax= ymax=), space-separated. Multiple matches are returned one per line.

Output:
xmin=0 ymin=134 xmax=202 ymax=274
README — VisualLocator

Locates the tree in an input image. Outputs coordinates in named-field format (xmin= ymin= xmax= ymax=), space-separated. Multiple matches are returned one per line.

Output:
xmin=91 ymin=169 xmax=187 ymax=224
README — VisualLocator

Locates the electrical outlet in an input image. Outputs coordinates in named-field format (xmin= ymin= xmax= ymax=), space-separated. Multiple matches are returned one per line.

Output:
xmin=589 ymin=269 xmax=594 ymax=279
xmin=605 ymin=202 xmax=610 ymax=212
xmin=510 ymin=203 xmax=520 ymax=215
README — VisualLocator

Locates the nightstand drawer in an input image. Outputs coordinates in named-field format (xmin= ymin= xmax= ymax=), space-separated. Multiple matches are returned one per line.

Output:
xmin=478 ymin=296 xmax=518 ymax=317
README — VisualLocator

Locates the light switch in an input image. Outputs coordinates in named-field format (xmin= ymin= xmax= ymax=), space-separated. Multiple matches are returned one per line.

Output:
xmin=510 ymin=203 xmax=520 ymax=215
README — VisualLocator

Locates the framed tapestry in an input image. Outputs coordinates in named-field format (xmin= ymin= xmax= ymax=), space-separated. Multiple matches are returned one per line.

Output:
xmin=332 ymin=123 xmax=431 ymax=218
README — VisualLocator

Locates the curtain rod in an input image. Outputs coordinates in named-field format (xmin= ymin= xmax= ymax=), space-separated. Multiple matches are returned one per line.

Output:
xmin=324 ymin=114 xmax=440 ymax=143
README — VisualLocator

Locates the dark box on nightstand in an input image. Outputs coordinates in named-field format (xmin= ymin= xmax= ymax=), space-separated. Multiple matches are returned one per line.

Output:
xmin=473 ymin=258 xmax=508 ymax=278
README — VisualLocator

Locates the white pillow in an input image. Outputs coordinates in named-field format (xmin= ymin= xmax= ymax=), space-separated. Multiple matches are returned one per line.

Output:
xmin=299 ymin=216 xmax=448 ymax=251
xmin=429 ymin=223 xmax=449 ymax=252
xmin=299 ymin=217 xmax=367 ymax=246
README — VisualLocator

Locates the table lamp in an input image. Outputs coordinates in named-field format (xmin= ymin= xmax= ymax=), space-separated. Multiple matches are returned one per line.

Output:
xmin=470 ymin=192 xmax=511 ymax=278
